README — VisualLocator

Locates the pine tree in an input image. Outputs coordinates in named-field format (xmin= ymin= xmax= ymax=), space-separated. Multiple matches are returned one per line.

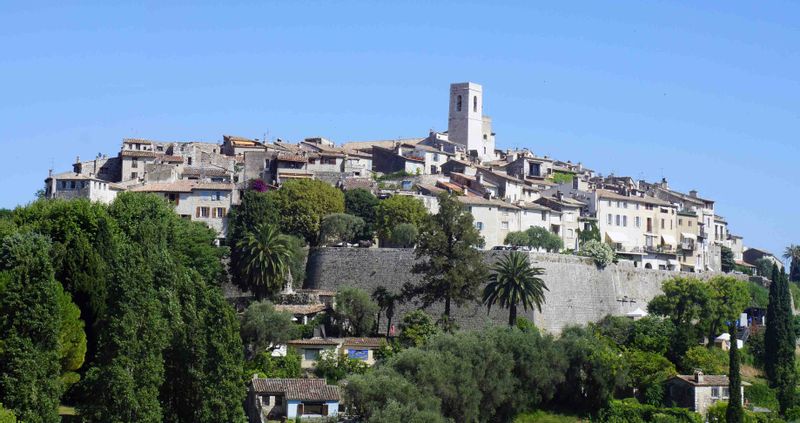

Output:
xmin=776 ymin=269 xmax=796 ymax=414
xmin=764 ymin=264 xmax=783 ymax=384
xmin=726 ymin=323 xmax=743 ymax=423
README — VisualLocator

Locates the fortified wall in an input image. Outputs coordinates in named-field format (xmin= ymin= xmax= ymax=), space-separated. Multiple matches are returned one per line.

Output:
xmin=305 ymin=248 xmax=740 ymax=334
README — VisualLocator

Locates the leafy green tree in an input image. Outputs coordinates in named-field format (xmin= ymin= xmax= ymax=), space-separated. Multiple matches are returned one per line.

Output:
xmin=683 ymin=346 xmax=729 ymax=374
xmin=622 ymin=350 xmax=677 ymax=405
xmin=319 ymin=213 xmax=364 ymax=245
xmin=240 ymin=301 xmax=300 ymax=357
xmin=345 ymin=188 xmax=379 ymax=240
xmin=628 ymin=316 xmax=675 ymax=355
xmin=554 ymin=326 xmax=623 ymax=413
xmin=578 ymin=239 xmax=615 ymax=267
xmin=270 ymin=179 xmax=345 ymax=243
xmin=726 ymin=323 xmax=744 ymax=423
xmin=407 ymin=192 xmax=487 ymax=330
xmin=755 ymin=258 xmax=774 ymax=278
xmin=236 ymin=223 xmax=294 ymax=299
xmin=344 ymin=367 xmax=443 ymax=422
xmin=56 ymin=286 xmax=87 ymax=387
xmin=648 ymin=276 xmax=709 ymax=363
xmin=703 ymin=276 xmax=749 ymax=349
xmin=227 ymin=190 xmax=281 ymax=288
xmin=244 ymin=350 xmax=301 ymax=379
xmin=389 ymin=223 xmax=418 ymax=248
xmin=372 ymin=286 xmax=400 ymax=336
xmin=578 ymin=220 xmax=601 ymax=246
xmin=720 ymin=246 xmax=736 ymax=273
xmin=0 ymin=233 xmax=64 ymax=423
xmin=335 ymin=287 xmax=379 ymax=336
xmin=365 ymin=400 xmax=448 ymax=423
xmin=375 ymin=195 xmax=427 ymax=242
xmin=483 ymin=251 xmax=549 ymax=326
xmin=592 ymin=315 xmax=634 ymax=346
xmin=398 ymin=310 xmax=438 ymax=348
xmin=315 ymin=349 xmax=369 ymax=383
xmin=0 ymin=404 xmax=15 ymax=423
xmin=784 ymin=245 xmax=800 ymax=282
xmin=503 ymin=226 xmax=563 ymax=252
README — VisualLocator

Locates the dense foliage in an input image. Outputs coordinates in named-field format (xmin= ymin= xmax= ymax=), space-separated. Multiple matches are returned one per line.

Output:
xmin=578 ymin=240 xmax=615 ymax=267
xmin=504 ymin=226 xmax=563 ymax=252
xmin=0 ymin=195 xmax=245 ymax=422
xmin=374 ymin=195 xmax=428 ymax=243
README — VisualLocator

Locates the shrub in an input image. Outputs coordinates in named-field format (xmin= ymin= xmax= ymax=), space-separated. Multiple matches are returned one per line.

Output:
xmin=745 ymin=381 xmax=779 ymax=411
xmin=579 ymin=240 xmax=615 ymax=267
xmin=598 ymin=399 xmax=702 ymax=423
xmin=389 ymin=223 xmax=418 ymax=248
xmin=682 ymin=346 xmax=729 ymax=374
xmin=319 ymin=213 xmax=364 ymax=245
xmin=503 ymin=226 xmax=563 ymax=252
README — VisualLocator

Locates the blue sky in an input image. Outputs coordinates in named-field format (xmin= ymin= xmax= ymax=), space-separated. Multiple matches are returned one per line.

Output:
xmin=1 ymin=1 xmax=798 ymax=259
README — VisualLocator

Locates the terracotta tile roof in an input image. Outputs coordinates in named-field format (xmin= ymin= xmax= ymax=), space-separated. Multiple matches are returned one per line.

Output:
xmin=129 ymin=181 xmax=234 ymax=193
xmin=159 ymin=155 xmax=184 ymax=163
xmin=287 ymin=338 xmax=342 ymax=346
xmin=457 ymin=196 xmax=520 ymax=210
xmin=274 ymin=304 xmax=328 ymax=315
xmin=478 ymin=168 xmax=524 ymax=184
xmin=341 ymin=138 xmax=424 ymax=151
xmin=120 ymin=150 xmax=158 ymax=158
xmin=277 ymin=153 xmax=308 ymax=163
xmin=343 ymin=338 xmax=385 ymax=348
xmin=251 ymin=378 xmax=341 ymax=401
xmin=122 ymin=138 xmax=155 ymax=145
xmin=597 ymin=189 xmax=672 ymax=207
xmin=672 ymin=374 xmax=750 ymax=387
xmin=181 ymin=167 xmax=230 ymax=177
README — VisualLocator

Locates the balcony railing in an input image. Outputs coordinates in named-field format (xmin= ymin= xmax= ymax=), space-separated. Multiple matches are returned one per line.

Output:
xmin=680 ymin=241 xmax=695 ymax=251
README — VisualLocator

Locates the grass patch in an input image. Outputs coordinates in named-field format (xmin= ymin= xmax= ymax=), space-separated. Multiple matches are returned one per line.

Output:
xmin=58 ymin=405 xmax=78 ymax=416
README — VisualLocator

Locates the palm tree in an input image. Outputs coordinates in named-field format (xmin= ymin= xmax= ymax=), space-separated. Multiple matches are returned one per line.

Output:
xmin=483 ymin=251 xmax=548 ymax=326
xmin=783 ymin=245 xmax=800 ymax=282
xmin=372 ymin=286 xmax=399 ymax=337
xmin=237 ymin=223 xmax=293 ymax=299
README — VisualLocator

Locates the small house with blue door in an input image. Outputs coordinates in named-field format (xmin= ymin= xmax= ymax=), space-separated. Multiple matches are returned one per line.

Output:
xmin=248 ymin=377 xmax=340 ymax=422
xmin=287 ymin=337 xmax=385 ymax=369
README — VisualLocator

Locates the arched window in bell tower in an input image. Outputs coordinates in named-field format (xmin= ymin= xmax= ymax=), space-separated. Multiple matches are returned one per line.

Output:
xmin=456 ymin=95 xmax=462 ymax=111
xmin=473 ymin=96 xmax=478 ymax=112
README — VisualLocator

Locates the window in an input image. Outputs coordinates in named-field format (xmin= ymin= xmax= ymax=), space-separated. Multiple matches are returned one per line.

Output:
xmin=131 ymin=172 xmax=138 ymax=179
xmin=661 ymin=219 xmax=665 ymax=229
xmin=473 ymin=96 xmax=477 ymax=112
xmin=722 ymin=387 xmax=730 ymax=398
xmin=475 ymin=222 xmax=484 ymax=230
xmin=623 ymin=216 xmax=628 ymax=227
xmin=303 ymin=349 xmax=320 ymax=361
xmin=607 ymin=200 xmax=612 ymax=207
xmin=196 ymin=207 xmax=210 ymax=218
xmin=309 ymin=158 xmax=316 ymax=164
xmin=131 ymin=158 xmax=138 ymax=168
xmin=679 ymin=219 xmax=683 ymax=225
xmin=322 ymin=157 xmax=337 ymax=165
xmin=541 ymin=211 xmax=547 ymax=220
xmin=634 ymin=203 xmax=640 ymax=210
xmin=433 ymin=153 xmax=440 ymax=162
xmin=689 ymin=221 xmax=692 ymax=227
xmin=457 ymin=95 xmax=462 ymax=111
xmin=214 ymin=207 xmax=226 ymax=218
xmin=711 ymin=387 xmax=720 ymax=398
xmin=211 ymin=191 xmax=223 ymax=201
xmin=70 ymin=180 xmax=76 ymax=189
xmin=670 ymin=220 xmax=673 ymax=229
xmin=501 ymin=221 xmax=509 ymax=230
xmin=623 ymin=201 xmax=628 ymax=209
xmin=635 ymin=216 xmax=641 ymax=228
xmin=616 ymin=201 xmax=621 ymax=208
xmin=607 ymin=214 xmax=612 ymax=225
xmin=187 ymin=157 xmax=192 ymax=165
xmin=615 ymin=215 xmax=621 ymax=226
xmin=275 ymin=395 xmax=283 ymax=406
xmin=303 ymin=403 xmax=324 ymax=416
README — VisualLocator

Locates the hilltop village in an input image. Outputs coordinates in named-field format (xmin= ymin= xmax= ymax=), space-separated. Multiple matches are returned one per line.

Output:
xmin=31 ymin=83 xmax=799 ymax=423
xmin=45 ymin=82 xmax=779 ymax=274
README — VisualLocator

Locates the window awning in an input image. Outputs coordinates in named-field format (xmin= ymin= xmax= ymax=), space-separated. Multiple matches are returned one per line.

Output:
xmin=605 ymin=231 xmax=627 ymax=243
xmin=680 ymin=232 xmax=697 ymax=241
xmin=661 ymin=234 xmax=677 ymax=246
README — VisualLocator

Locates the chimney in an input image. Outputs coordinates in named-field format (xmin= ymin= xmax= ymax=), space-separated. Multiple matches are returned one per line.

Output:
xmin=661 ymin=177 xmax=669 ymax=189
xmin=694 ymin=370 xmax=704 ymax=383
xmin=556 ymin=190 xmax=563 ymax=201
xmin=476 ymin=173 xmax=483 ymax=185
xmin=75 ymin=155 xmax=80 ymax=164
xmin=689 ymin=190 xmax=698 ymax=198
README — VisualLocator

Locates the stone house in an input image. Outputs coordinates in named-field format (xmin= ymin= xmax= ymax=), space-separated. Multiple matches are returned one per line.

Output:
xmin=666 ymin=372 xmax=746 ymax=417
xmin=285 ymin=337 xmax=385 ymax=369
xmin=534 ymin=193 xmax=584 ymax=251
xmin=44 ymin=171 xmax=125 ymax=204
xmin=248 ymin=377 xmax=340 ymax=422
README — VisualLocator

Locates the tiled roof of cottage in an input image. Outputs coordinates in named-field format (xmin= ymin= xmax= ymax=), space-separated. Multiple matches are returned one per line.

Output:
xmin=277 ymin=153 xmax=308 ymax=163
xmin=274 ymin=304 xmax=328 ymax=315
xmin=672 ymin=375 xmax=750 ymax=387
xmin=343 ymin=338 xmax=385 ymax=348
xmin=287 ymin=338 xmax=342 ymax=346
xmin=597 ymin=189 xmax=672 ymax=207
xmin=159 ymin=155 xmax=184 ymax=163
xmin=457 ymin=196 xmax=520 ymax=210
xmin=251 ymin=378 xmax=341 ymax=401
xmin=129 ymin=181 xmax=234 ymax=193
xmin=120 ymin=150 xmax=158 ymax=158
xmin=181 ymin=167 xmax=230 ymax=177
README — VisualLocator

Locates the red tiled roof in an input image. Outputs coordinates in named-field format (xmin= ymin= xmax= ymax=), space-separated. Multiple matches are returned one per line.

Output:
xmin=277 ymin=153 xmax=308 ymax=163
xmin=287 ymin=338 xmax=341 ymax=346
xmin=159 ymin=155 xmax=184 ymax=163
xmin=120 ymin=150 xmax=158 ymax=158
xmin=343 ymin=338 xmax=385 ymax=348
xmin=274 ymin=304 xmax=328 ymax=315
xmin=251 ymin=378 xmax=340 ymax=401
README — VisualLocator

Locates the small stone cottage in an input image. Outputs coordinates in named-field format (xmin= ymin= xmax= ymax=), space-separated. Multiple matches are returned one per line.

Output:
xmin=666 ymin=371 xmax=747 ymax=416
xmin=248 ymin=377 xmax=340 ymax=422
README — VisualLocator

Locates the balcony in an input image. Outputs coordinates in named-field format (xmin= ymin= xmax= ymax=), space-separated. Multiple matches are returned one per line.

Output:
xmin=681 ymin=241 xmax=695 ymax=251
xmin=644 ymin=245 xmax=677 ymax=255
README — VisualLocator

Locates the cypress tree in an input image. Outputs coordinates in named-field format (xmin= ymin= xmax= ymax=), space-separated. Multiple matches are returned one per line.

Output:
xmin=726 ymin=323 xmax=743 ymax=423
xmin=764 ymin=264 xmax=783 ymax=385
xmin=776 ymin=269 xmax=796 ymax=414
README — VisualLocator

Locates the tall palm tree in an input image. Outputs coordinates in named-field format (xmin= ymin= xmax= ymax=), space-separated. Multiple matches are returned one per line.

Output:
xmin=237 ymin=223 xmax=293 ymax=299
xmin=483 ymin=251 xmax=548 ymax=326
xmin=783 ymin=245 xmax=800 ymax=282
xmin=372 ymin=286 xmax=399 ymax=337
